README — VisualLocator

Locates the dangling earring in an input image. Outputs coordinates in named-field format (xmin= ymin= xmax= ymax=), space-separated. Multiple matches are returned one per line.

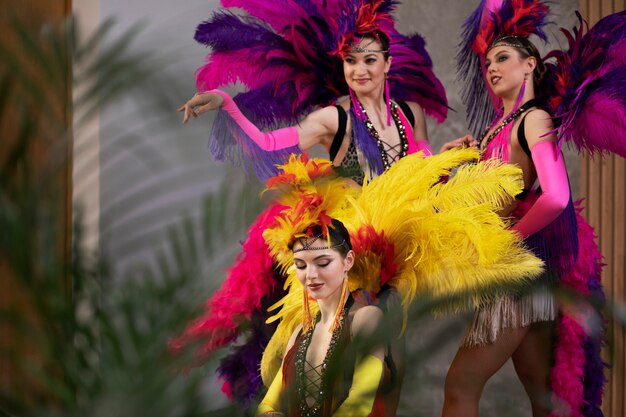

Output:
xmin=329 ymin=273 xmax=349 ymax=333
xmin=384 ymin=73 xmax=392 ymax=126
xmin=302 ymin=288 xmax=313 ymax=333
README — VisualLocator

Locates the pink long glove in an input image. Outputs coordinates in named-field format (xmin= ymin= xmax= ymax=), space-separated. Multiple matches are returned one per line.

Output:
xmin=415 ymin=139 xmax=432 ymax=156
xmin=210 ymin=89 xmax=300 ymax=151
xmin=512 ymin=140 xmax=570 ymax=238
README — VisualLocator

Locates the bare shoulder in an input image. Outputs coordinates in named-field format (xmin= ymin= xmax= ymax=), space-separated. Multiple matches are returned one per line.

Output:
xmin=351 ymin=304 xmax=383 ymax=336
xmin=304 ymin=105 xmax=341 ymax=123
xmin=524 ymin=108 xmax=556 ymax=146
xmin=525 ymin=108 xmax=554 ymax=127
xmin=405 ymin=100 xmax=424 ymax=115
xmin=297 ymin=105 xmax=341 ymax=148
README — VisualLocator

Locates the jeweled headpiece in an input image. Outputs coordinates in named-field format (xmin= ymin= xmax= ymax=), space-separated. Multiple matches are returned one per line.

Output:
xmin=291 ymin=229 xmax=351 ymax=254
xmin=488 ymin=35 xmax=534 ymax=51
xmin=347 ymin=36 xmax=389 ymax=55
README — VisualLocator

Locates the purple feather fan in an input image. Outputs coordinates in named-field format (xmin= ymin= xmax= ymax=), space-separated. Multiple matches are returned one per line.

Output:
xmin=544 ymin=11 xmax=626 ymax=157
xmin=457 ymin=0 xmax=498 ymax=137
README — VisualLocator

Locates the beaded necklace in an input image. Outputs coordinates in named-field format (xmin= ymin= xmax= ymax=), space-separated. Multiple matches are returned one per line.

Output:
xmin=357 ymin=101 xmax=409 ymax=171
xmin=294 ymin=304 xmax=348 ymax=417
xmin=479 ymin=99 xmax=540 ymax=151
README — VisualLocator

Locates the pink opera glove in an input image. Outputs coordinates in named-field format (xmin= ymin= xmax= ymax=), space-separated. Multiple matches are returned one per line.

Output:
xmin=512 ymin=140 xmax=570 ymax=238
xmin=209 ymin=89 xmax=300 ymax=151
xmin=415 ymin=139 xmax=432 ymax=156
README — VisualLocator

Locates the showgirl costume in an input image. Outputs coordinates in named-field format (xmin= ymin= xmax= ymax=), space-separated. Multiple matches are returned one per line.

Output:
xmin=171 ymin=148 xmax=547 ymax=414
xmin=171 ymin=0 xmax=451 ymax=407
xmin=458 ymin=1 xmax=626 ymax=415
xmin=190 ymin=0 xmax=448 ymax=184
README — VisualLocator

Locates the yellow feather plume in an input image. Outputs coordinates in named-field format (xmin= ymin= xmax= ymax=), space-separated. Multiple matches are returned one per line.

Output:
xmin=259 ymin=150 xmax=544 ymax=385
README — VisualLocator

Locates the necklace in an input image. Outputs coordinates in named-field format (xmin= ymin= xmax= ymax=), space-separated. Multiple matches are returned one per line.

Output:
xmin=357 ymin=101 xmax=409 ymax=171
xmin=295 ymin=305 xmax=347 ymax=417
xmin=479 ymin=99 xmax=540 ymax=151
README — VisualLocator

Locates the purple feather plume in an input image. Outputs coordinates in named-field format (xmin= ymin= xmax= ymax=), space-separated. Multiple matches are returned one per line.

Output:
xmin=515 ymin=195 xmax=578 ymax=276
xmin=350 ymin=108 xmax=385 ymax=176
xmin=217 ymin=269 xmax=287 ymax=404
xmin=544 ymin=11 xmax=626 ymax=156
xmin=209 ymin=103 xmax=299 ymax=182
xmin=582 ymin=277 xmax=607 ymax=417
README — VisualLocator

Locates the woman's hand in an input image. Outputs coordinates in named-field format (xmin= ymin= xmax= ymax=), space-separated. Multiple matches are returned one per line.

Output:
xmin=177 ymin=92 xmax=224 ymax=123
xmin=439 ymin=134 xmax=479 ymax=153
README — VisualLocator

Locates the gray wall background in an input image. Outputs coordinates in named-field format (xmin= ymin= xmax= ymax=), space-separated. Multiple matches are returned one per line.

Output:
xmin=95 ymin=0 xmax=578 ymax=414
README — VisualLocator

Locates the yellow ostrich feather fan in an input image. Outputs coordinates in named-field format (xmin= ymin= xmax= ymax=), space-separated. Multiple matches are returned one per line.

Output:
xmin=259 ymin=150 xmax=544 ymax=386
xmin=349 ymin=148 xmax=544 ymax=322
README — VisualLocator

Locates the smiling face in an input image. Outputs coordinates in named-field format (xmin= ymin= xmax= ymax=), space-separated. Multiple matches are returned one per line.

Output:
xmin=343 ymin=37 xmax=391 ymax=96
xmin=484 ymin=45 xmax=536 ymax=98
xmin=292 ymin=237 xmax=355 ymax=302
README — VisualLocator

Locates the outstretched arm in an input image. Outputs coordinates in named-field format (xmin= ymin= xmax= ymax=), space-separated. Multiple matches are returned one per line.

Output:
xmin=512 ymin=110 xmax=570 ymax=237
xmin=178 ymin=90 xmax=337 ymax=152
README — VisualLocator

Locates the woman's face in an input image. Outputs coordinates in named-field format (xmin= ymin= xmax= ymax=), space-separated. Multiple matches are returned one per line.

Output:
xmin=484 ymin=45 xmax=535 ymax=97
xmin=343 ymin=38 xmax=391 ymax=96
xmin=293 ymin=238 xmax=354 ymax=301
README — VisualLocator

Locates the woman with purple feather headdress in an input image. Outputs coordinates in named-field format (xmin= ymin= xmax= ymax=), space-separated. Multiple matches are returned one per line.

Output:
xmin=177 ymin=0 xmax=448 ymax=186
xmin=441 ymin=1 xmax=626 ymax=416
xmin=172 ymin=0 xmax=447 ymax=412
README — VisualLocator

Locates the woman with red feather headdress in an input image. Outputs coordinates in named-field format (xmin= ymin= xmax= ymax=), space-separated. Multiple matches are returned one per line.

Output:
xmin=441 ymin=1 xmax=626 ymax=416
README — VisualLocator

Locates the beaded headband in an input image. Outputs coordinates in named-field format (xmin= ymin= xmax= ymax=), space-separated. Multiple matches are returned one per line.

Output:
xmin=487 ymin=35 xmax=531 ymax=52
xmin=348 ymin=36 xmax=389 ymax=54
xmin=292 ymin=234 xmax=349 ymax=253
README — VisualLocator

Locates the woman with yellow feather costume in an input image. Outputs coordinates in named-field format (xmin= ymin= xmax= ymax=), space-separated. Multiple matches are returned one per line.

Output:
xmin=171 ymin=147 xmax=544 ymax=416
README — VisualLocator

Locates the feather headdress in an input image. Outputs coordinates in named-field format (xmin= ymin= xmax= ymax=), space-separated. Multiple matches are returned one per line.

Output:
xmin=457 ymin=0 xmax=550 ymax=136
xmin=194 ymin=0 xmax=448 ymax=180
xmin=196 ymin=0 xmax=447 ymax=124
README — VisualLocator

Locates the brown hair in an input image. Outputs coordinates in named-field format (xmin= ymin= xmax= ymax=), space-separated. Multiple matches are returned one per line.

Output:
xmin=288 ymin=219 xmax=352 ymax=256
xmin=490 ymin=36 xmax=547 ymax=88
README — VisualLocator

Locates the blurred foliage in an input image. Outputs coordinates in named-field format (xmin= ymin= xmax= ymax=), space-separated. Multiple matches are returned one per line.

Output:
xmin=0 ymin=14 xmax=250 ymax=417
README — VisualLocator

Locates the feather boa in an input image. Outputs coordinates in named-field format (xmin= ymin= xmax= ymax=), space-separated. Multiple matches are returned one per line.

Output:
xmin=169 ymin=204 xmax=284 ymax=355
xmin=548 ymin=202 xmax=607 ymax=417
